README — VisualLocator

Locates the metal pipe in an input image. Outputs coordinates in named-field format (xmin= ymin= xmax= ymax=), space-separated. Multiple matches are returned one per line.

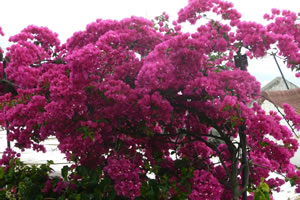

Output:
xmin=273 ymin=54 xmax=289 ymax=90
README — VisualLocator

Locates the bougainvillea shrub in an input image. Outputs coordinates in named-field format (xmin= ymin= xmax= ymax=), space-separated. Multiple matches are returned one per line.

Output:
xmin=0 ymin=0 xmax=299 ymax=199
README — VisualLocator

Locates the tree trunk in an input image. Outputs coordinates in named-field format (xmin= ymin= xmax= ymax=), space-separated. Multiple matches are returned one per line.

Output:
xmin=232 ymin=178 xmax=240 ymax=200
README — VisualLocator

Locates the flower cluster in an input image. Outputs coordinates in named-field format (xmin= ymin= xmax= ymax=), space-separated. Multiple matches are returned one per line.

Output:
xmin=104 ymin=156 xmax=141 ymax=199
xmin=189 ymin=170 xmax=224 ymax=200
xmin=283 ymin=103 xmax=300 ymax=131
xmin=264 ymin=10 xmax=300 ymax=68
xmin=0 ymin=148 xmax=20 ymax=167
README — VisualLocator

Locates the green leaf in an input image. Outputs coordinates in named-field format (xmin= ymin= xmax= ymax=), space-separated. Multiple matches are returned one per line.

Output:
xmin=289 ymin=176 xmax=297 ymax=186
xmin=223 ymin=32 xmax=229 ymax=41
xmin=259 ymin=141 xmax=269 ymax=148
xmin=160 ymin=184 xmax=169 ymax=194
xmin=260 ymin=182 xmax=269 ymax=193
xmin=0 ymin=167 xmax=4 ymax=179
xmin=61 ymin=165 xmax=69 ymax=181
xmin=57 ymin=194 xmax=67 ymax=200
xmin=99 ymin=176 xmax=110 ymax=193
xmin=9 ymin=158 xmax=15 ymax=167
xmin=77 ymin=166 xmax=88 ymax=177
xmin=47 ymin=160 xmax=54 ymax=165
xmin=8 ymin=167 xmax=14 ymax=179
xmin=108 ymin=189 xmax=117 ymax=200
xmin=149 ymin=179 xmax=159 ymax=199
xmin=254 ymin=178 xmax=270 ymax=200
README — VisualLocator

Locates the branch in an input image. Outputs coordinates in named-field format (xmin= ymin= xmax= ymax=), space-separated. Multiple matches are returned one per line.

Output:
xmin=1 ymin=59 xmax=21 ymax=95
xmin=0 ymin=79 xmax=21 ymax=88
xmin=30 ymin=59 xmax=66 ymax=68
xmin=239 ymin=126 xmax=249 ymax=198
xmin=185 ymin=130 xmax=231 ymax=179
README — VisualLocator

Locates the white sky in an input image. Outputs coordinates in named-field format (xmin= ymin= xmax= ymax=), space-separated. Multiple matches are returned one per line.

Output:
xmin=0 ymin=0 xmax=299 ymax=87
